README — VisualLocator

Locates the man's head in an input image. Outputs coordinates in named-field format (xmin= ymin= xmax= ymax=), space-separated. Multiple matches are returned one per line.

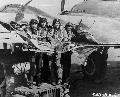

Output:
xmin=19 ymin=21 xmax=29 ymax=31
xmin=39 ymin=18 xmax=47 ymax=28
xmin=29 ymin=19 xmax=38 ymax=30
xmin=65 ymin=22 xmax=74 ymax=33
xmin=52 ymin=19 xmax=61 ymax=29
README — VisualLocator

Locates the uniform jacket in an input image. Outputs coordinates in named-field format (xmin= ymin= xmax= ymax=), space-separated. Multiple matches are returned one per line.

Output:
xmin=38 ymin=27 xmax=48 ymax=38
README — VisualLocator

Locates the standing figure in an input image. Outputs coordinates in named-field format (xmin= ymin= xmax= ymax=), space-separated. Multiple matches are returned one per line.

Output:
xmin=61 ymin=22 xmax=75 ymax=84
xmin=52 ymin=19 xmax=64 ymax=43
xmin=29 ymin=19 xmax=39 ymax=39
xmin=49 ymin=19 xmax=64 ymax=85
xmin=64 ymin=22 xmax=75 ymax=42
xmin=37 ymin=18 xmax=49 ymax=42
xmin=27 ymin=19 xmax=39 ymax=85
xmin=35 ymin=18 xmax=51 ymax=85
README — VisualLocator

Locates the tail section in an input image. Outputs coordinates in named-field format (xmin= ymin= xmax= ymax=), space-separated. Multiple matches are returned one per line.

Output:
xmin=61 ymin=0 xmax=65 ymax=12
xmin=15 ymin=12 xmax=24 ymax=22
xmin=15 ymin=0 xmax=33 ymax=22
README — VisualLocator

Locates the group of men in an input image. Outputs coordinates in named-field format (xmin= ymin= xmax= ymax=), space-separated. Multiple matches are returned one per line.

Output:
xmin=0 ymin=17 xmax=77 ymax=85
xmin=26 ymin=17 xmax=76 ymax=86
xmin=26 ymin=17 xmax=99 ymax=86
xmin=0 ymin=16 xmax=98 ymax=97
xmin=0 ymin=16 xmax=97 ymax=86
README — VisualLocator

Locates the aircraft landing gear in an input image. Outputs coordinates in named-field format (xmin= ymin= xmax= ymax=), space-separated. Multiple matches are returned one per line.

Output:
xmin=82 ymin=51 xmax=107 ymax=83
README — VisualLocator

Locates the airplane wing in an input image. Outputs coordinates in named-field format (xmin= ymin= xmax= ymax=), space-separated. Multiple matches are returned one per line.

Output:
xmin=58 ymin=12 xmax=120 ymax=45
xmin=16 ymin=30 xmax=53 ymax=52
xmin=0 ymin=21 xmax=15 ymax=31
xmin=59 ymin=0 xmax=120 ymax=45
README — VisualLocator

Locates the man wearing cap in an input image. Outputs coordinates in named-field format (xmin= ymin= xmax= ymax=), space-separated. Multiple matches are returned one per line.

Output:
xmin=21 ymin=19 xmax=39 ymax=85
xmin=35 ymin=18 xmax=51 ymax=85
xmin=37 ymin=18 xmax=49 ymax=42
xmin=19 ymin=21 xmax=29 ymax=32
xmin=61 ymin=22 xmax=75 ymax=84
xmin=51 ymin=19 xmax=64 ymax=42
xmin=47 ymin=19 xmax=65 ymax=85
xmin=28 ymin=19 xmax=39 ymax=39
xmin=64 ymin=22 xmax=75 ymax=42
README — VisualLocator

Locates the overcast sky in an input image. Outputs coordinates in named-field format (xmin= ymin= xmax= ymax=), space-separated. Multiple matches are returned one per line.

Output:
xmin=0 ymin=0 xmax=81 ymax=15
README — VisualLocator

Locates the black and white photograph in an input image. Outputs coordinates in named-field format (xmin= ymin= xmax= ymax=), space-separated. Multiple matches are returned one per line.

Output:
xmin=0 ymin=0 xmax=120 ymax=97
